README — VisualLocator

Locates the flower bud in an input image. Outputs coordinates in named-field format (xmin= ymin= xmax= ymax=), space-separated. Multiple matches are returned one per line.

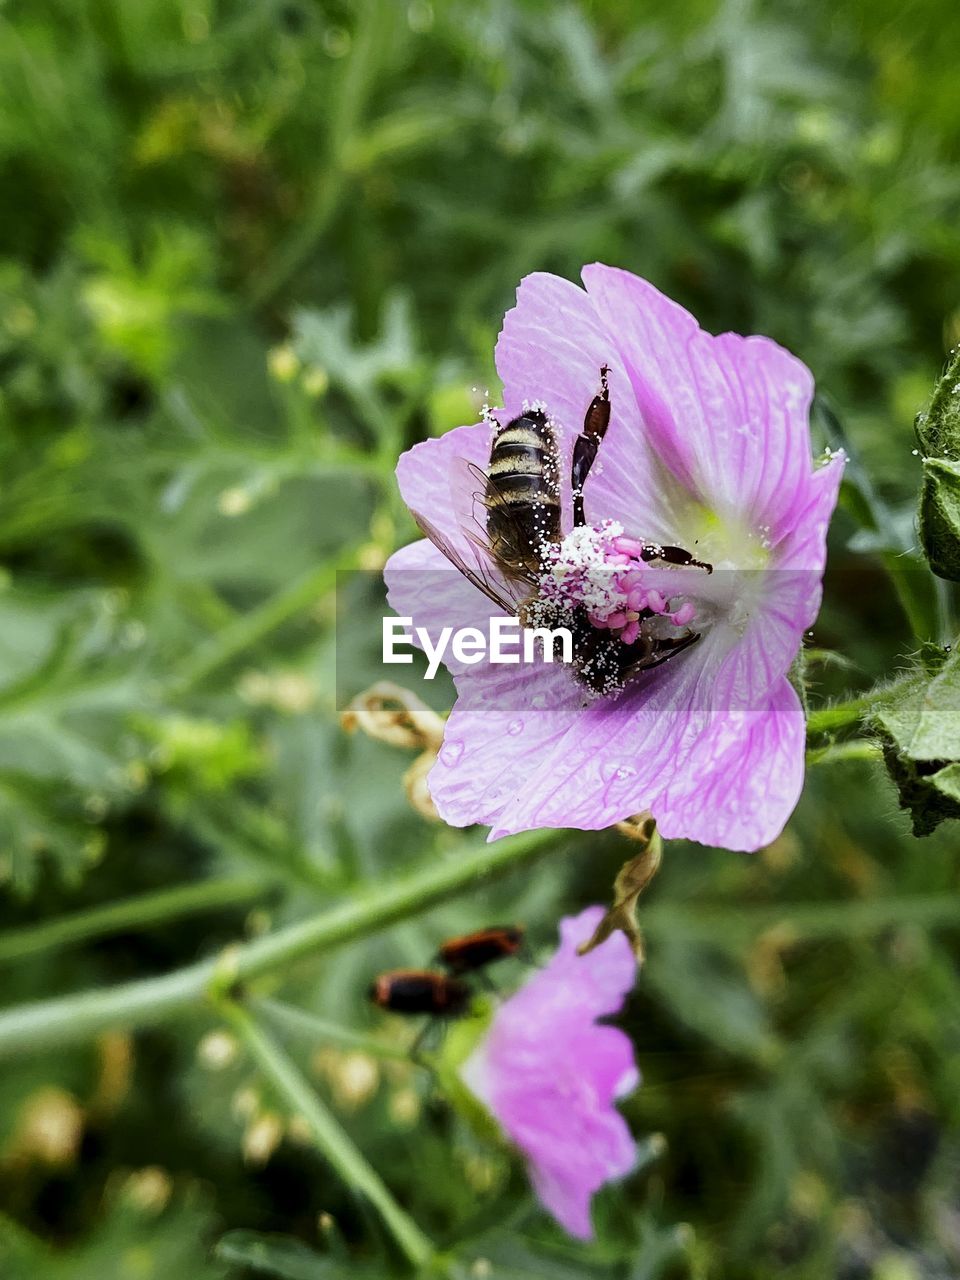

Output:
xmin=916 ymin=349 xmax=960 ymax=581
xmin=918 ymin=456 xmax=960 ymax=581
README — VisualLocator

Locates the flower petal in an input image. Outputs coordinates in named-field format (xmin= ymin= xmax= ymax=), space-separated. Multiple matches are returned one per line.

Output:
xmin=581 ymin=264 xmax=818 ymax=545
xmin=461 ymin=907 xmax=639 ymax=1240
xmin=654 ymin=676 xmax=805 ymax=849
xmin=384 ymin=538 xmax=508 ymax=676
xmin=385 ymin=538 xmax=583 ymax=824
xmin=490 ymin=641 xmax=805 ymax=850
xmin=427 ymin=673 xmax=582 ymax=829
xmin=496 ymin=272 xmax=685 ymax=543
xmin=395 ymin=421 xmax=492 ymax=559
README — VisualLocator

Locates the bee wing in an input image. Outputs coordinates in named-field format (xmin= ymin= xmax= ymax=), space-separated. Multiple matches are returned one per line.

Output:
xmin=457 ymin=459 xmax=546 ymax=588
xmin=409 ymin=507 xmax=524 ymax=615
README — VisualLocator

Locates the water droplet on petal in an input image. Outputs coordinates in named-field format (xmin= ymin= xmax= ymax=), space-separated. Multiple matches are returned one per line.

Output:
xmin=601 ymin=761 xmax=637 ymax=784
xmin=439 ymin=739 xmax=464 ymax=767
xmin=507 ymin=718 xmax=524 ymax=736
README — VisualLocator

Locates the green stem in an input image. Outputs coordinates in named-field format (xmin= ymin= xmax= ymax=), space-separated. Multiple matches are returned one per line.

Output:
xmin=0 ymin=829 xmax=560 ymax=1060
xmin=249 ymin=0 xmax=396 ymax=305
xmin=806 ymin=740 xmax=882 ymax=768
xmin=0 ymin=875 xmax=271 ymax=965
xmin=643 ymin=893 xmax=960 ymax=946
xmin=255 ymin=997 xmax=412 ymax=1063
xmin=222 ymin=999 xmax=434 ymax=1270
xmin=168 ymin=556 xmax=353 ymax=695
xmin=806 ymin=687 xmax=897 ymax=736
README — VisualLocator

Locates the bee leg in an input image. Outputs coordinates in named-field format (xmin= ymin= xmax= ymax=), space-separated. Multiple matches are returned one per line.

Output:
xmin=571 ymin=365 xmax=611 ymax=527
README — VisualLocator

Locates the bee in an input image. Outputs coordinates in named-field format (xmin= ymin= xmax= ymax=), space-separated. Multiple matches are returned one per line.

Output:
xmin=410 ymin=367 xmax=712 ymax=696
xmin=367 ymin=969 xmax=472 ymax=1019
xmin=436 ymin=925 xmax=526 ymax=976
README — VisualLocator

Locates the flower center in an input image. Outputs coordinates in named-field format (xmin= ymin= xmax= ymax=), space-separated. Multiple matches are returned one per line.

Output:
xmin=538 ymin=521 xmax=705 ymax=647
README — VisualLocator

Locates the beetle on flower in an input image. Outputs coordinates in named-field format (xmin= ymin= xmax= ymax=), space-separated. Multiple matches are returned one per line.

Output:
xmin=385 ymin=265 xmax=844 ymax=851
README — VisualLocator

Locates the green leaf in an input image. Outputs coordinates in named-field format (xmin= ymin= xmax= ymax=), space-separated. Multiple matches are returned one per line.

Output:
xmin=0 ymin=589 xmax=148 ymax=892
xmin=870 ymin=647 xmax=960 ymax=834
xmin=0 ymin=1196 xmax=228 ymax=1280
xmin=917 ymin=456 xmax=960 ymax=581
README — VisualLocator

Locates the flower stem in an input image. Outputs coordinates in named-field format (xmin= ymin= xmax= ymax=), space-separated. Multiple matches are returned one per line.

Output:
xmin=806 ymin=740 xmax=882 ymax=768
xmin=0 ymin=828 xmax=561 ymax=1060
xmin=221 ymin=999 xmax=435 ymax=1270
xmin=805 ymin=687 xmax=897 ymax=736
xmin=255 ymin=997 xmax=412 ymax=1063
xmin=248 ymin=0 xmax=397 ymax=305
xmin=643 ymin=893 xmax=960 ymax=945
xmin=168 ymin=554 xmax=356 ymax=695
xmin=0 ymin=875 xmax=271 ymax=966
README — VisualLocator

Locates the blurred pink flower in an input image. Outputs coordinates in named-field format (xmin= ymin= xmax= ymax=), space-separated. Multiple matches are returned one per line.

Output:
xmin=385 ymin=265 xmax=844 ymax=850
xmin=460 ymin=906 xmax=639 ymax=1239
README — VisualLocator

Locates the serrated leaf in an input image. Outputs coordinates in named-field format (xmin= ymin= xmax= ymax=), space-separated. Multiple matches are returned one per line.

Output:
xmin=870 ymin=648 xmax=960 ymax=834
xmin=0 ymin=590 xmax=147 ymax=892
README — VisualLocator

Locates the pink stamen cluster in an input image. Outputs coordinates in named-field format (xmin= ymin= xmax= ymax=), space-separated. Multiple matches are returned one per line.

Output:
xmin=540 ymin=522 xmax=697 ymax=645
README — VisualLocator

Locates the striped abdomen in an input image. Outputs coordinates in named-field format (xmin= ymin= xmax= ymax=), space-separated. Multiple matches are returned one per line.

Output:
xmin=486 ymin=409 xmax=561 ymax=576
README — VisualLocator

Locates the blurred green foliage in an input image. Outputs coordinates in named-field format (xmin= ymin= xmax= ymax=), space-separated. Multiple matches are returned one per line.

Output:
xmin=0 ymin=0 xmax=959 ymax=1277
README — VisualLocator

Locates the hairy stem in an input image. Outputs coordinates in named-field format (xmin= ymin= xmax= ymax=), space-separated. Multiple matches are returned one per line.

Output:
xmin=806 ymin=740 xmax=882 ymax=768
xmin=805 ymin=687 xmax=897 ymax=736
xmin=222 ymin=999 xmax=435 ymax=1269
xmin=0 ymin=875 xmax=271 ymax=965
xmin=0 ymin=829 xmax=560 ymax=1060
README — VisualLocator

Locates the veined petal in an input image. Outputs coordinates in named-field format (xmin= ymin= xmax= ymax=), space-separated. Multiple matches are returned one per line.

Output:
xmin=386 ymin=266 xmax=844 ymax=850
xmin=655 ymin=677 xmax=805 ymax=849
xmin=490 ymin=638 xmax=804 ymax=851
xmin=385 ymin=538 xmax=581 ymax=827
xmin=460 ymin=907 xmax=639 ymax=1240
xmin=496 ymin=271 xmax=686 ymax=543
xmin=384 ymin=538 xmax=508 ymax=676
xmin=395 ymin=421 xmax=492 ymax=560
xmin=581 ymin=263 xmax=818 ymax=547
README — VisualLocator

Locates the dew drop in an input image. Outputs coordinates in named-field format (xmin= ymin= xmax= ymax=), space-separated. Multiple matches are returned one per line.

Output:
xmin=439 ymin=739 xmax=464 ymax=767
xmin=602 ymin=761 xmax=637 ymax=784
xmin=507 ymin=718 xmax=524 ymax=736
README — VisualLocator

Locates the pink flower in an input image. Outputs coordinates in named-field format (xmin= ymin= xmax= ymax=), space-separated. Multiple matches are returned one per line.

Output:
xmin=385 ymin=265 xmax=844 ymax=850
xmin=460 ymin=906 xmax=639 ymax=1239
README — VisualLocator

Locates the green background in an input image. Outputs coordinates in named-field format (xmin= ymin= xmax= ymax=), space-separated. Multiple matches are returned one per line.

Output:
xmin=0 ymin=0 xmax=959 ymax=1276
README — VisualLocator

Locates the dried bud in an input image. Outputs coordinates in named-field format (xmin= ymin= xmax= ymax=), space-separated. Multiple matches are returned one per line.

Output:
xmin=403 ymin=749 xmax=440 ymax=821
xmin=9 ymin=1088 xmax=84 ymax=1167
xmin=243 ymin=1111 xmax=284 ymax=1165
xmin=340 ymin=681 xmax=444 ymax=752
xmin=578 ymin=817 xmax=662 ymax=962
